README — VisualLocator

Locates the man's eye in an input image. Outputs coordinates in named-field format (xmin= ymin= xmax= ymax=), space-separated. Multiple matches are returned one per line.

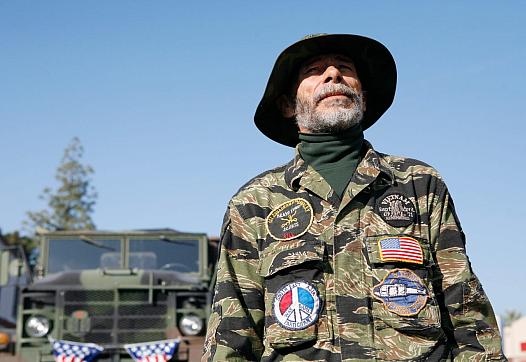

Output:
xmin=304 ymin=66 xmax=320 ymax=75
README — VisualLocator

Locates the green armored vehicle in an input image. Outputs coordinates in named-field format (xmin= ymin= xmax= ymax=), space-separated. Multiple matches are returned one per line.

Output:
xmin=0 ymin=245 xmax=29 ymax=356
xmin=1 ymin=229 xmax=217 ymax=361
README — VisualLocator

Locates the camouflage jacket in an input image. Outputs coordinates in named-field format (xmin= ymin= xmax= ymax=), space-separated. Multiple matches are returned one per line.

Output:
xmin=203 ymin=141 xmax=505 ymax=361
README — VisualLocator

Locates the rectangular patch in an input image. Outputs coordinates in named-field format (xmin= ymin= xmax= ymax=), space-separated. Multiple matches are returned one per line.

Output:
xmin=378 ymin=236 xmax=423 ymax=264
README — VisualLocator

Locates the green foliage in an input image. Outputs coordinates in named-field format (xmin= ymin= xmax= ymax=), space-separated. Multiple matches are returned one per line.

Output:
xmin=25 ymin=137 xmax=97 ymax=235
xmin=502 ymin=309 xmax=523 ymax=327
xmin=0 ymin=230 xmax=36 ymax=254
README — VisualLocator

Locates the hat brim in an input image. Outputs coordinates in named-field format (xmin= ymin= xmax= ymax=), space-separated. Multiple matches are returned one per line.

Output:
xmin=254 ymin=34 xmax=397 ymax=147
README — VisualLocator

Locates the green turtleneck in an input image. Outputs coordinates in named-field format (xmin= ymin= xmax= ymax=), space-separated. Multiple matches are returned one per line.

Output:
xmin=299 ymin=125 xmax=364 ymax=199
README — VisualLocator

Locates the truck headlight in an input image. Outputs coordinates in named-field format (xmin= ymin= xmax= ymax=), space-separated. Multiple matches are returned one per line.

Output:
xmin=25 ymin=315 xmax=50 ymax=337
xmin=179 ymin=315 xmax=203 ymax=336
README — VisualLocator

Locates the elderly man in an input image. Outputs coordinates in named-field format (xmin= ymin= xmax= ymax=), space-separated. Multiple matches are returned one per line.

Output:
xmin=203 ymin=34 xmax=505 ymax=361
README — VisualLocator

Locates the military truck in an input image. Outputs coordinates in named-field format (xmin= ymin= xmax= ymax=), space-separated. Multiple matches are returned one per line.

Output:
xmin=0 ymin=229 xmax=218 ymax=361
xmin=0 ymin=245 xmax=30 ymax=356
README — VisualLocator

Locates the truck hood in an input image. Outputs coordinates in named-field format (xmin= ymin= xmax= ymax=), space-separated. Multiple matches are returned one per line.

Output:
xmin=28 ymin=269 xmax=202 ymax=290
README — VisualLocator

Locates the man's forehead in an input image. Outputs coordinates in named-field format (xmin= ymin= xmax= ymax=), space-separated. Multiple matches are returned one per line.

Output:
xmin=300 ymin=53 xmax=355 ymax=68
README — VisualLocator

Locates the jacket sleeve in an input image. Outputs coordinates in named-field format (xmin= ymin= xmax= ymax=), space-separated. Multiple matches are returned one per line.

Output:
xmin=430 ymin=183 xmax=506 ymax=361
xmin=202 ymin=202 xmax=265 ymax=361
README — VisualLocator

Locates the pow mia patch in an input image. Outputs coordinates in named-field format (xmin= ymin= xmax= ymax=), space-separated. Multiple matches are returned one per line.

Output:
xmin=273 ymin=280 xmax=321 ymax=330
xmin=266 ymin=198 xmax=313 ymax=241
xmin=376 ymin=192 xmax=416 ymax=227
xmin=372 ymin=269 xmax=428 ymax=316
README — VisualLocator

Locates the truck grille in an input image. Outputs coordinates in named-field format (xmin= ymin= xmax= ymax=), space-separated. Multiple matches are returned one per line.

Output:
xmin=61 ymin=290 xmax=173 ymax=345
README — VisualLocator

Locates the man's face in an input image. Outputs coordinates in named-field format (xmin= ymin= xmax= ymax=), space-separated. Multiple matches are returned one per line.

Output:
xmin=290 ymin=53 xmax=366 ymax=133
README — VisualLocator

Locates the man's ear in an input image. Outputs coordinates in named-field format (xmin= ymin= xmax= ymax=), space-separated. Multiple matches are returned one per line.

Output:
xmin=362 ymin=91 xmax=367 ymax=113
xmin=276 ymin=95 xmax=295 ymax=118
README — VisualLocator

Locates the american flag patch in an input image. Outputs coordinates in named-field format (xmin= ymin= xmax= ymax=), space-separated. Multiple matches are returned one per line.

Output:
xmin=378 ymin=236 xmax=423 ymax=264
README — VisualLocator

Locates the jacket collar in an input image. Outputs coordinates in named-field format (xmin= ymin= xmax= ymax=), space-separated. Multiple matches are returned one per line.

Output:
xmin=284 ymin=140 xmax=394 ymax=197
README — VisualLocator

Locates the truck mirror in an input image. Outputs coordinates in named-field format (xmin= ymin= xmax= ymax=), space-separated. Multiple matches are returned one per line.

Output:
xmin=0 ymin=250 xmax=9 ymax=286
xmin=9 ymin=257 xmax=26 ymax=278
xmin=0 ymin=249 xmax=26 ymax=286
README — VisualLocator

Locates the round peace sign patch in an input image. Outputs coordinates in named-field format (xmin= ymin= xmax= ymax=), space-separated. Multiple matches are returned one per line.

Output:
xmin=266 ymin=198 xmax=313 ymax=241
xmin=273 ymin=281 xmax=321 ymax=330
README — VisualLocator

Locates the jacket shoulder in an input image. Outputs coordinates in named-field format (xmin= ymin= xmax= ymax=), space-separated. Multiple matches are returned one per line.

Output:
xmin=230 ymin=162 xmax=290 ymax=202
xmin=379 ymin=152 xmax=444 ymax=181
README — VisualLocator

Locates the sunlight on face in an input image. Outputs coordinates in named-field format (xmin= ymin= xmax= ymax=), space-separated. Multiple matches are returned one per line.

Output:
xmin=293 ymin=54 xmax=365 ymax=133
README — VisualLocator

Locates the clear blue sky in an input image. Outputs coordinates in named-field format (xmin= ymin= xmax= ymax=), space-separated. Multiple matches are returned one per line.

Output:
xmin=1 ymin=2 xmax=525 ymax=317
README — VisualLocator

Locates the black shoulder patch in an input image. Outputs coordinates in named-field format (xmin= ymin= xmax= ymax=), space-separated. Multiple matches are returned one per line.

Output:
xmin=376 ymin=192 xmax=416 ymax=227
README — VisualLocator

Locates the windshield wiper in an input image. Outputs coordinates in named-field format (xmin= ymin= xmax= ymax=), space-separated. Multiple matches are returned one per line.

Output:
xmin=159 ymin=236 xmax=196 ymax=247
xmin=79 ymin=236 xmax=116 ymax=251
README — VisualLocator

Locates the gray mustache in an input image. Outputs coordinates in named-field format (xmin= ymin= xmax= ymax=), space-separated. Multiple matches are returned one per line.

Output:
xmin=313 ymin=84 xmax=361 ymax=104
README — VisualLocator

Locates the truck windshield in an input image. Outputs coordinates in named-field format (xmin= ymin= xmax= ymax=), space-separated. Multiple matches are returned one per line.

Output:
xmin=47 ymin=239 xmax=121 ymax=274
xmin=129 ymin=239 xmax=199 ymax=273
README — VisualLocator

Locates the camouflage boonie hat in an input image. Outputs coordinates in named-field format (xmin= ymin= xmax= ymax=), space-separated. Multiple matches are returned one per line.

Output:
xmin=254 ymin=34 xmax=397 ymax=147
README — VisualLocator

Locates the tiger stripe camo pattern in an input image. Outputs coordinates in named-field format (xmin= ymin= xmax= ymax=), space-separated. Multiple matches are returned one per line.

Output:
xmin=202 ymin=141 xmax=505 ymax=361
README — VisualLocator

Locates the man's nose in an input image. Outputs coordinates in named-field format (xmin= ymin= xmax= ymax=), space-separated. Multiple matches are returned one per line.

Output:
xmin=323 ymin=66 xmax=343 ymax=84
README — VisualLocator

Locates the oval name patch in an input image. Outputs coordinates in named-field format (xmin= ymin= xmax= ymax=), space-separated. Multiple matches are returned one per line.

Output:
xmin=266 ymin=198 xmax=313 ymax=241
xmin=372 ymin=269 xmax=428 ymax=316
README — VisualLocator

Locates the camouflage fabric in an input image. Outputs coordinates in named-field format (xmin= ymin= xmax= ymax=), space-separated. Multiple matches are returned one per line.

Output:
xmin=203 ymin=141 xmax=505 ymax=361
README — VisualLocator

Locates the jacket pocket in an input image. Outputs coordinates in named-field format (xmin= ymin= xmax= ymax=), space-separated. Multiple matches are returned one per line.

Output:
xmin=365 ymin=235 xmax=441 ymax=329
xmin=258 ymin=238 xmax=328 ymax=349
xmin=365 ymin=235 xmax=445 ymax=360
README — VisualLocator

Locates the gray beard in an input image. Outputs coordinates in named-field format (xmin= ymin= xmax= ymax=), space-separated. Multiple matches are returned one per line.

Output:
xmin=295 ymin=83 xmax=364 ymax=133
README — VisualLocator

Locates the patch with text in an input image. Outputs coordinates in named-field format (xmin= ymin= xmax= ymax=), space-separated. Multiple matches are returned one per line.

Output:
xmin=376 ymin=192 xmax=416 ymax=227
xmin=273 ymin=280 xmax=321 ymax=330
xmin=266 ymin=198 xmax=313 ymax=241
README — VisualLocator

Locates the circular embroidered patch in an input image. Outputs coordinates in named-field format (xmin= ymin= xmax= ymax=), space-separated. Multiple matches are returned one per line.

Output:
xmin=266 ymin=198 xmax=313 ymax=241
xmin=372 ymin=269 xmax=428 ymax=316
xmin=376 ymin=192 xmax=416 ymax=227
xmin=273 ymin=281 xmax=321 ymax=330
